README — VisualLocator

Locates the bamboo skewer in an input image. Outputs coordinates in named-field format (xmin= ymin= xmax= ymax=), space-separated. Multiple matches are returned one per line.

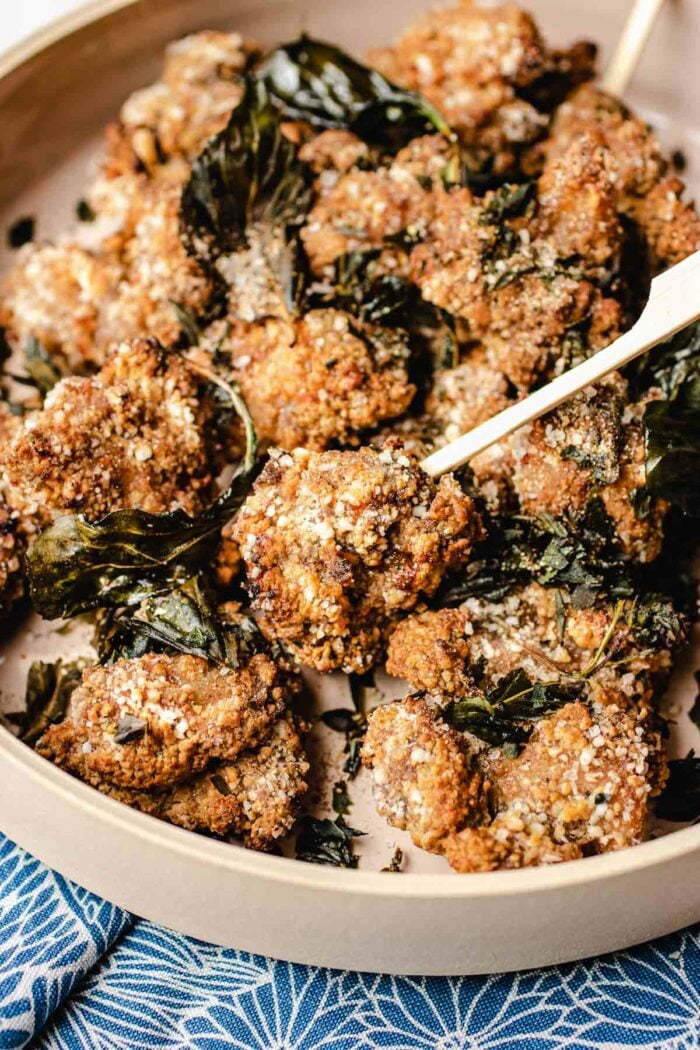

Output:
xmin=420 ymin=250 xmax=700 ymax=479
xmin=601 ymin=0 xmax=667 ymax=96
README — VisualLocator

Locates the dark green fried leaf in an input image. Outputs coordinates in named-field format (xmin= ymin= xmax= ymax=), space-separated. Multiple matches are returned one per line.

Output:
xmin=295 ymin=814 xmax=365 ymax=867
xmin=17 ymin=658 xmax=88 ymax=744
xmin=332 ymin=780 xmax=352 ymax=816
xmin=259 ymin=36 xmax=450 ymax=149
xmin=320 ymin=707 xmax=368 ymax=779
xmin=7 ymin=216 xmax=34 ymax=248
xmin=643 ymin=373 xmax=700 ymax=516
xmin=180 ymin=77 xmax=312 ymax=263
xmin=654 ymin=751 xmax=700 ymax=822
xmin=23 ymin=337 xmax=63 ymax=396
xmin=442 ymin=670 xmax=579 ymax=747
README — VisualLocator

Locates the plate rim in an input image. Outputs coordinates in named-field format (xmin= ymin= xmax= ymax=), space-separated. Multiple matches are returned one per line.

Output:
xmin=0 ymin=0 xmax=698 ymax=904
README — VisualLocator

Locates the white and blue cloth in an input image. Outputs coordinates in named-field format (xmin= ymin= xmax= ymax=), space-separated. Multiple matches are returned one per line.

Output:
xmin=0 ymin=833 xmax=698 ymax=1049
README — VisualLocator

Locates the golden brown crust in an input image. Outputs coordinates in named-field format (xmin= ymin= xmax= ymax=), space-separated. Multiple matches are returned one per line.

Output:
xmin=36 ymin=652 xmax=288 ymax=790
xmin=386 ymin=607 xmax=475 ymax=696
xmin=362 ymin=696 xmax=486 ymax=852
xmin=228 ymin=310 xmax=416 ymax=451
xmin=97 ymin=713 xmax=308 ymax=848
xmin=3 ymin=339 xmax=216 ymax=519
xmin=233 ymin=442 xmax=484 ymax=672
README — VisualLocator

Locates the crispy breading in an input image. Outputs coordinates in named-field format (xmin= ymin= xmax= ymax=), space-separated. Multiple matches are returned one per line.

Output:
xmin=98 ymin=32 xmax=254 ymax=186
xmin=367 ymin=2 xmax=548 ymax=163
xmin=386 ymin=607 xmax=475 ymax=697
xmin=99 ymin=181 xmax=213 ymax=349
xmin=298 ymin=129 xmax=369 ymax=175
xmin=0 ymin=244 xmax=118 ymax=372
xmin=4 ymin=339 xmax=216 ymax=518
xmin=233 ymin=441 xmax=484 ymax=672
xmin=542 ymin=84 xmax=700 ymax=271
xmin=302 ymin=160 xmax=433 ymax=274
xmin=36 ymin=651 xmax=288 ymax=790
xmin=226 ymin=310 xmax=415 ymax=451
xmin=362 ymin=695 xmax=486 ymax=852
xmin=425 ymin=351 xmax=513 ymax=443
xmin=445 ymin=700 xmax=664 ymax=871
xmin=96 ymin=714 xmax=308 ymax=848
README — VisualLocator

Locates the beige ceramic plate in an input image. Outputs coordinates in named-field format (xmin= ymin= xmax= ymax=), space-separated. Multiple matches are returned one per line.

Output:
xmin=0 ymin=0 xmax=699 ymax=976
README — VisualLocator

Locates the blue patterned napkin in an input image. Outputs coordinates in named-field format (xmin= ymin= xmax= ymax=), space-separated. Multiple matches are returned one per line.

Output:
xmin=1 ymin=833 xmax=698 ymax=1049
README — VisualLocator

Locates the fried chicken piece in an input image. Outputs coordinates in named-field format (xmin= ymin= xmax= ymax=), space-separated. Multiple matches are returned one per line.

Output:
xmin=460 ymin=373 xmax=666 ymax=561
xmin=542 ymin=85 xmax=700 ymax=271
xmin=301 ymin=147 xmax=437 ymax=273
xmin=0 ymin=244 xmax=118 ymax=372
xmin=233 ymin=441 xmax=484 ymax=673
xmin=98 ymin=714 xmax=308 ymax=848
xmin=368 ymin=2 xmax=547 ymax=163
xmin=386 ymin=607 xmax=475 ymax=696
xmin=36 ymin=651 xmax=288 ymax=790
xmin=535 ymin=131 xmax=623 ymax=275
xmin=96 ymin=32 xmax=254 ymax=192
xmin=425 ymin=351 xmax=513 ymax=443
xmin=362 ymin=695 xmax=486 ymax=852
xmin=627 ymin=176 xmax=700 ymax=270
xmin=445 ymin=700 xmax=665 ymax=871
xmin=409 ymin=172 xmax=620 ymax=390
xmin=4 ymin=339 xmax=216 ymax=519
xmin=226 ymin=310 xmax=415 ymax=451
xmin=98 ymin=181 xmax=213 ymax=349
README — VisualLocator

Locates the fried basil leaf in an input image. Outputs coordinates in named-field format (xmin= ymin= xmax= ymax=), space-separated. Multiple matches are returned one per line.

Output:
xmin=643 ymin=373 xmax=700 ymax=516
xmin=114 ymin=576 xmax=269 ymax=669
xmin=442 ymin=669 xmax=579 ymax=747
xmin=27 ymin=375 xmax=257 ymax=619
xmin=320 ymin=707 xmax=368 ymax=779
xmin=259 ymin=36 xmax=450 ymax=149
xmin=13 ymin=658 xmax=88 ymax=744
xmin=295 ymin=814 xmax=365 ymax=867
xmin=23 ymin=337 xmax=63 ymax=396
xmin=332 ymin=780 xmax=352 ymax=816
xmin=180 ymin=77 xmax=312 ymax=263
xmin=628 ymin=319 xmax=700 ymax=398
xmin=654 ymin=751 xmax=700 ymax=823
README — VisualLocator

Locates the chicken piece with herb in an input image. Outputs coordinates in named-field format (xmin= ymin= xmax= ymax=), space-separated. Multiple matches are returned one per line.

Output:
xmin=368 ymin=1 xmax=594 ymax=177
xmin=96 ymin=713 xmax=308 ymax=848
xmin=36 ymin=650 xmax=289 ymax=790
xmin=445 ymin=699 xmax=666 ymax=871
xmin=226 ymin=309 xmax=416 ymax=451
xmin=503 ymin=378 xmax=666 ymax=562
xmin=3 ymin=339 xmax=217 ymax=519
xmin=301 ymin=137 xmax=445 ymax=274
xmin=361 ymin=695 xmax=486 ymax=852
xmin=233 ymin=441 xmax=484 ymax=673
xmin=410 ymin=139 xmax=625 ymax=389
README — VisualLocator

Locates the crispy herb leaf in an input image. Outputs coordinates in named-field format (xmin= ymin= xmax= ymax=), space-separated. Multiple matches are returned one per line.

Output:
xmin=381 ymin=847 xmax=403 ymax=872
xmin=259 ymin=36 xmax=450 ymax=149
xmin=295 ymin=815 xmax=365 ymax=867
xmin=15 ymin=658 xmax=88 ymax=745
xmin=180 ymin=77 xmax=312 ymax=263
xmin=76 ymin=199 xmax=96 ymax=223
xmin=643 ymin=373 xmax=700 ymax=516
xmin=629 ymin=319 xmax=700 ymax=398
xmin=442 ymin=670 xmax=579 ymax=747
xmin=110 ymin=576 xmax=269 ymax=669
xmin=332 ymin=780 xmax=352 ymax=816
xmin=439 ymin=502 xmax=631 ymax=608
xmin=654 ymin=751 xmax=700 ymax=822
xmin=7 ymin=216 xmax=34 ymax=248
xmin=320 ymin=707 xmax=368 ymax=779
xmin=23 ymin=337 xmax=63 ymax=396
xmin=28 ymin=373 xmax=257 ymax=619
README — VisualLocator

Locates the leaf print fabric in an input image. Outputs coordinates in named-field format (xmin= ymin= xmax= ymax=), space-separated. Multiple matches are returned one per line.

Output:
xmin=0 ymin=833 xmax=697 ymax=1050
